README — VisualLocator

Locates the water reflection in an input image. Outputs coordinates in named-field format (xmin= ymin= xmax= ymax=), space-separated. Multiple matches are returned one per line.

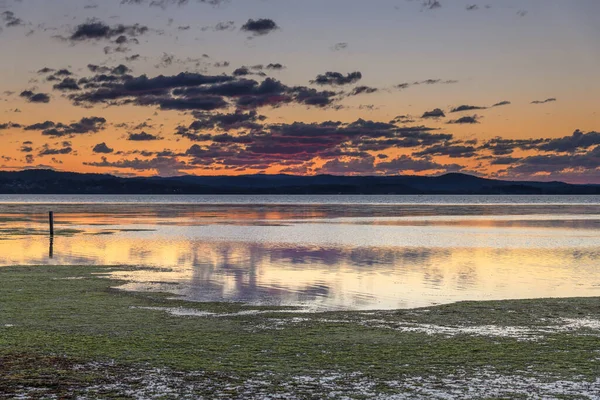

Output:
xmin=0 ymin=233 xmax=598 ymax=309
xmin=0 ymin=200 xmax=599 ymax=310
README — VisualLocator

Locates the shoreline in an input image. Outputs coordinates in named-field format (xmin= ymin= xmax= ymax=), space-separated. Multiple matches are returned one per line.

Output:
xmin=2 ymin=264 xmax=600 ymax=398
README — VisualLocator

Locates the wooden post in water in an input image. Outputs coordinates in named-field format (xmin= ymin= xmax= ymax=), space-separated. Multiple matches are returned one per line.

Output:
xmin=49 ymin=211 xmax=54 ymax=236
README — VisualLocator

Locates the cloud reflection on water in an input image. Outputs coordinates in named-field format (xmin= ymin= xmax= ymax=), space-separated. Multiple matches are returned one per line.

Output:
xmin=1 ymin=200 xmax=599 ymax=310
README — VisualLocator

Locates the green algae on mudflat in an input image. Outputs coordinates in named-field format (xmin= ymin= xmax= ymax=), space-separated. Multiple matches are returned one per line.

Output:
xmin=1 ymin=265 xmax=600 ymax=398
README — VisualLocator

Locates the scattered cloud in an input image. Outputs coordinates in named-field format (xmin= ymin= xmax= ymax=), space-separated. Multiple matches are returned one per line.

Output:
xmin=422 ymin=0 xmax=441 ymax=10
xmin=84 ymin=155 xmax=195 ymax=176
xmin=24 ymin=117 xmax=107 ymax=137
xmin=38 ymin=142 xmax=73 ymax=156
xmin=241 ymin=19 xmax=279 ymax=36
xmin=93 ymin=142 xmax=114 ymax=154
xmin=450 ymin=105 xmax=486 ymax=113
xmin=127 ymin=131 xmax=162 ymax=141
xmin=415 ymin=144 xmax=477 ymax=158
xmin=421 ymin=108 xmax=445 ymax=118
xmin=447 ymin=115 xmax=480 ymax=124
xmin=70 ymin=21 xmax=148 ymax=42
xmin=331 ymin=42 xmax=348 ymax=51
xmin=202 ymin=21 xmax=235 ymax=32
xmin=2 ymin=11 xmax=23 ymax=27
xmin=531 ymin=98 xmax=556 ymax=104
xmin=311 ymin=71 xmax=362 ymax=86
xmin=266 ymin=63 xmax=285 ymax=70
xmin=538 ymin=130 xmax=600 ymax=153
xmin=120 ymin=0 xmax=229 ymax=8
xmin=20 ymin=91 xmax=50 ymax=103
xmin=53 ymin=78 xmax=81 ymax=91
xmin=349 ymin=86 xmax=378 ymax=96
xmin=0 ymin=122 xmax=21 ymax=130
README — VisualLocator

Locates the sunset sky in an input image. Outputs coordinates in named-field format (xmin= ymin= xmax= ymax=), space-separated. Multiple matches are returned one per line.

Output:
xmin=0 ymin=0 xmax=598 ymax=182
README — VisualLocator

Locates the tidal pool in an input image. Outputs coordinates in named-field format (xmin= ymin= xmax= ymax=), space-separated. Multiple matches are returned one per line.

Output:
xmin=1 ymin=195 xmax=599 ymax=310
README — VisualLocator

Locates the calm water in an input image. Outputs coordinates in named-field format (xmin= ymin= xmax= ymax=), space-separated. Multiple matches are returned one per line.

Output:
xmin=1 ymin=195 xmax=599 ymax=310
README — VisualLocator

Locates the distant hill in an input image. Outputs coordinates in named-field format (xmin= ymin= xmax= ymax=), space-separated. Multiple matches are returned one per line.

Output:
xmin=0 ymin=169 xmax=598 ymax=194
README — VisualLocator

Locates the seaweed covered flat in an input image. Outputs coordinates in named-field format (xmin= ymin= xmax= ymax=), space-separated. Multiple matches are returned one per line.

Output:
xmin=1 ymin=265 xmax=600 ymax=399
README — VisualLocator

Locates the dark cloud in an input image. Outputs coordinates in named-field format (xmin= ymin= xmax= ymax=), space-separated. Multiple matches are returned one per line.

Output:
xmin=53 ymin=78 xmax=81 ymax=91
xmin=349 ymin=86 xmax=378 ymax=96
xmin=2 ymin=11 xmax=23 ymax=27
xmin=84 ymin=155 xmax=195 ymax=176
xmin=421 ymin=108 xmax=445 ymax=118
xmin=378 ymin=155 xmax=461 ymax=173
xmin=396 ymin=79 xmax=457 ymax=91
xmin=450 ymin=105 xmax=486 ymax=113
xmin=266 ymin=63 xmax=285 ymax=70
xmin=87 ymin=64 xmax=131 ymax=75
xmin=171 ymin=117 xmax=456 ymax=173
xmin=97 ymin=72 xmax=230 ymax=93
xmin=179 ymin=110 xmax=264 ymax=134
xmin=320 ymin=155 xmax=460 ymax=175
xmin=480 ymin=137 xmax=548 ymax=155
xmin=466 ymin=4 xmax=478 ymax=10
xmin=538 ymin=130 xmax=600 ymax=153
xmin=37 ymin=67 xmax=55 ymax=74
xmin=201 ymin=21 xmax=235 ymax=31
xmin=241 ymin=19 xmax=279 ymax=36
xmin=70 ymin=21 xmax=148 ymax=41
xmin=38 ymin=143 xmax=73 ymax=156
xmin=24 ymin=117 xmax=107 ymax=137
xmin=447 ymin=115 xmax=480 ymax=124
xmin=69 ymin=72 xmax=235 ymax=110
xmin=506 ymin=150 xmax=599 ymax=176
xmin=0 ymin=122 xmax=21 ymax=130
xmin=121 ymin=0 xmax=229 ymax=8
xmin=20 ymin=91 xmax=51 ymax=103
xmin=55 ymin=69 xmax=73 ymax=77
xmin=173 ymin=78 xmax=301 ymax=109
xmin=311 ymin=71 xmax=362 ymax=86
xmin=290 ymin=86 xmax=337 ymax=108
xmin=20 ymin=144 xmax=33 ymax=153
xmin=415 ymin=144 xmax=477 ymax=158
xmin=422 ymin=0 xmax=442 ymax=10
xmin=174 ymin=128 xmax=212 ymax=142
xmin=331 ymin=42 xmax=348 ymax=51
xmin=491 ymin=156 xmax=520 ymax=165
xmin=320 ymin=157 xmax=378 ymax=175
xmin=24 ymin=121 xmax=55 ymax=131
xmin=390 ymin=115 xmax=415 ymax=124
xmin=492 ymin=101 xmax=511 ymax=107
xmin=413 ymin=79 xmax=457 ymax=85
xmin=127 ymin=131 xmax=162 ymax=141
xmin=121 ymin=0 xmax=188 ymax=6
xmin=147 ymin=95 xmax=228 ymax=111
xmin=233 ymin=67 xmax=250 ymax=76
xmin=126 ymin=54 xmax=141 ymax=62
xmin=68 ymin=64 xmax=349 ymax=112
xmin=93 ymin=143 xmax=114 ymax=154
xmin=531 ymin=98 xmax=556 ymax=104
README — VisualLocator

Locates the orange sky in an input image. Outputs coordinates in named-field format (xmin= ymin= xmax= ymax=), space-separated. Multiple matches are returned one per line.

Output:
xmin=0 ymin=0 xmax=598 ymax=182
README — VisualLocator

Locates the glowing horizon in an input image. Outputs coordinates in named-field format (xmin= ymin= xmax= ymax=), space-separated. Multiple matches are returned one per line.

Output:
xmin=0 ymin=0 xmax=598 ymax=183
